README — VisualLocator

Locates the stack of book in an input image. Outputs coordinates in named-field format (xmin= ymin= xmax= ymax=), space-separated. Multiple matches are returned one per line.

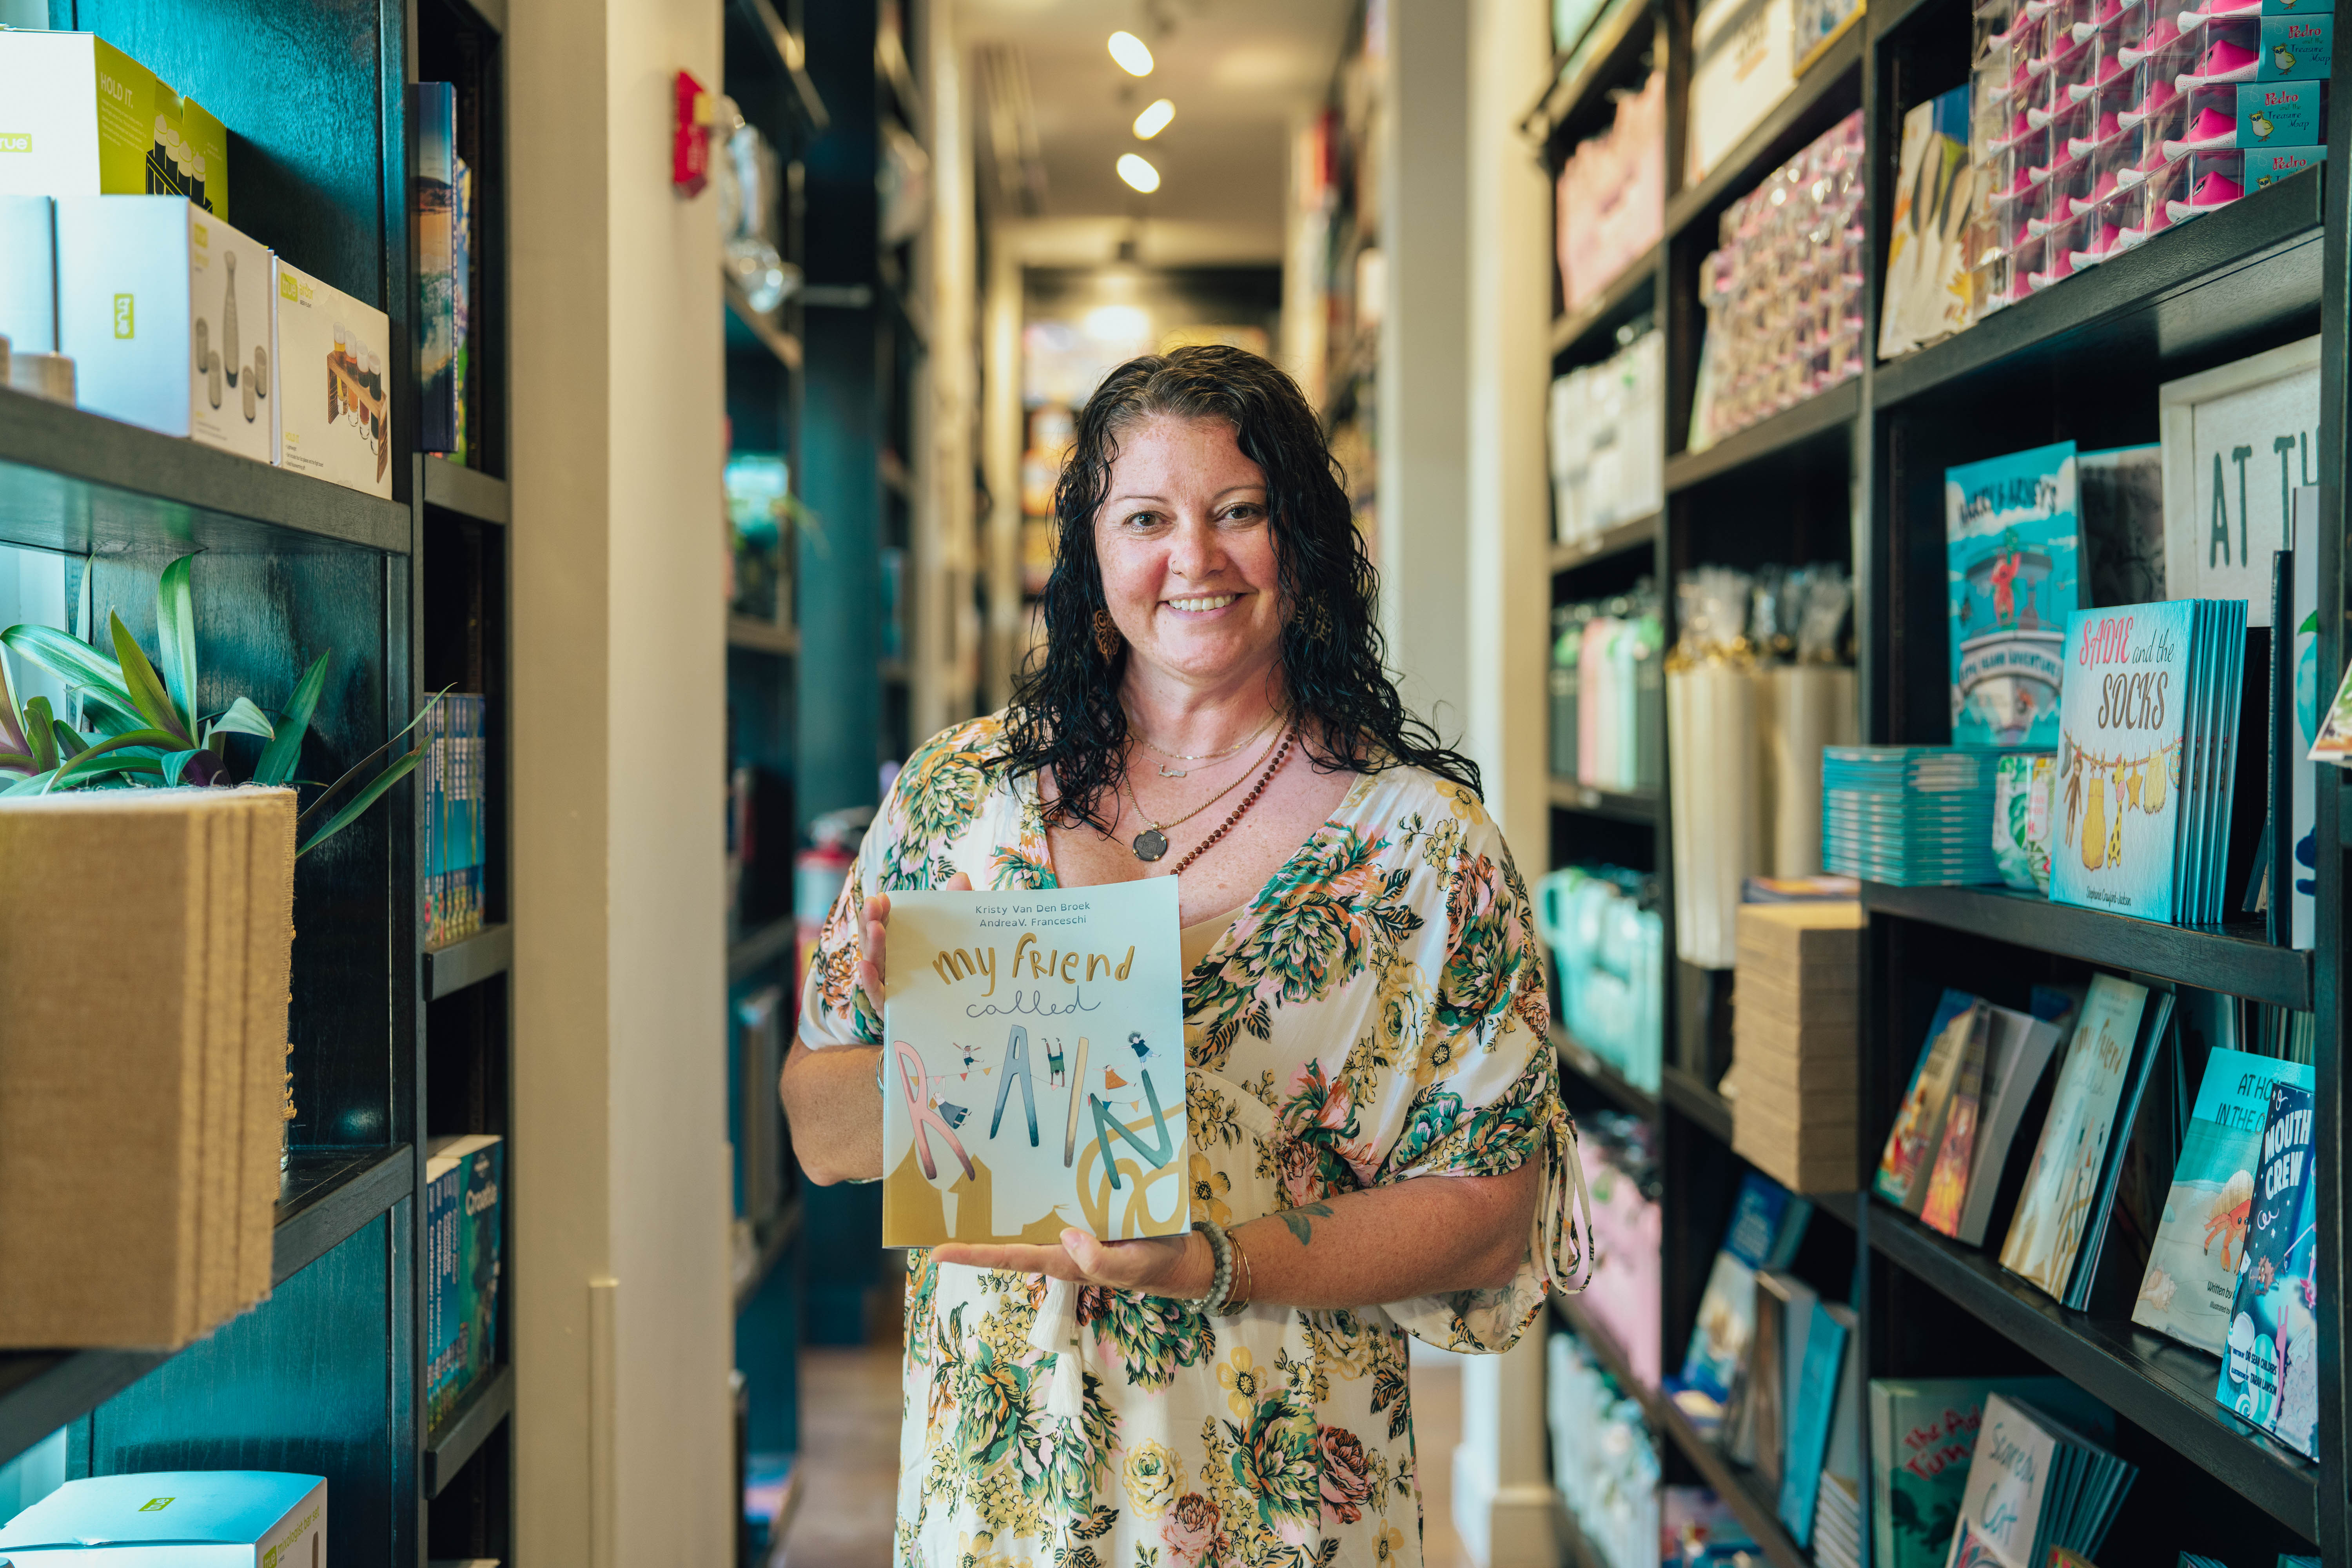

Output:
xmin=1821 ymin=746 xmax=2013 ymax=886
xmin=1946 ymin=1394 xmax=2137 ymax=1567
xmin=0 ymin=788 xmax=296 ymax=1347
xmin=1728 ymin=901 xmax=1864 ymax=1193
xmin=422 ymin=692 xmax=487 ymax=949
xmin=424 ymin=1132 xmax=503 ymax=1429
xmin=1869 ymin=1379 xmax=2114 ymax=1568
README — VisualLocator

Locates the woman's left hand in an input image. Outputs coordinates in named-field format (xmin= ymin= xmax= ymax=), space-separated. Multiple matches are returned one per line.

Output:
xmin=931 ymin=1228 xmax=1212 ymax=1299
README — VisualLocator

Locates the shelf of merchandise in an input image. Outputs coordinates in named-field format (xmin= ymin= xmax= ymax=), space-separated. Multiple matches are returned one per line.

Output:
xmin=1664 ymin=377 xmax=1861 ymax=493
xmin=1860 ymin=882 xmax=2312 ymax=1009
xmin=1533 ymin=0 xmax=1661 ymax=145
xmin=423 ymin=1362 xmax=515 ymax=1498
xmin=1663 ymin=27 xmax=1864 ymax=240
xmin=1553 ymin=1025 xmax=1662 ymax=1122
xmin=422 ymin=454 xmax=511 ymax=526
xmin=727 ymin=276 xmax=808 ymax=372
xmin=735 ymin=1197 xmax=807 ymax=1317
xmin=1659 ymin=1064 xmax=1735 ymax=1143
xmin=424 ymin=922 xmax=514 ymax=1002
xmin=0 ymin=1145 xmax=414 ymax=1466
xmin=1869 ymin=1204 xmax=2317 ymax=1536
xmin=729 ymin=615 xmax=802 ymax=655
xmin=0 ymin=385 xmax=413 ymax=557
xmin=1871 ymin=175 xmax=2324 ymax=410
xmin=1552 ymin=246 xmax=1661 ymax=359
xmin=1549 ymin=511 xmax=1660 ymax=572
xmin=1548 ymin=778 xmax=1660 ymax=822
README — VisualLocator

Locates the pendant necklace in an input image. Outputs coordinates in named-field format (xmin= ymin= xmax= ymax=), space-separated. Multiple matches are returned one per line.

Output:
xmin=1118 ymin=720 xmax=1289 ymax=862
xmin=1129 ymin=705 xmax=1279 ymax=777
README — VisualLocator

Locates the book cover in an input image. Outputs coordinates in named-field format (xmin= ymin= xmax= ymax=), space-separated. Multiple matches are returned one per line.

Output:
xmin=2047 ymin=604 xmax=2198 ymax=923
xmin=1870 ymin=1378 xmax=2112 ymax=1568
xmin=1946 ymin=1394 xmax=2059 ymax=1568
xmin=2079 ymin=444 xmax=2167 ymax=608
xmin=1680 ymin=1171 xmax=1805 ymax=1402
xmin=1780 ymin=1299 xmax=1851 ymax=1546
xmin=1999 ymin=976 xmax=2152 ymax=1299
xmin=1878 ymin=86 xmax=1973 ymax=360
xmin=2067 ymin=988 xmax=2177 ymax=1312
xmin=1954 ymin=1004 xmax=2065 ymax=1247
xmin=2215 ymin=1079 xmax=2319 ymax=1457
xmin=1921 ymin=1005 xmax=1990 ymax=1236
xmin=879 ymin=881 xmax=1189 ymax=1246
xmin=452 ymin=152 xmax=473 ymax=466
xmin=410 ymin=82 xmax=457 ymax=456
xmin=425 ymin=1133 xmax=502 ymax=1430
xmin=1947 ymin=443 xmax=2079 ymax=747
xmin=1877 ymin=991 xmax=1983 ymax=1211
xmin=1752 ymin=1270 xmax=1816 ymax=1490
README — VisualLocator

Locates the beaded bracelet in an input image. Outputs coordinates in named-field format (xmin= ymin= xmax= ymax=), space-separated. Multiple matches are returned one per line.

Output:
xmin=1191 ymin=1220 xmax=1234 ymax=1313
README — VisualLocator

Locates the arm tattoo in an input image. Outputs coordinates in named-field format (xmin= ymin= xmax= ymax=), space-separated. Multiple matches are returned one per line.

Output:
xmin=1276 ymin=1203 xmax=1335 ymax=1247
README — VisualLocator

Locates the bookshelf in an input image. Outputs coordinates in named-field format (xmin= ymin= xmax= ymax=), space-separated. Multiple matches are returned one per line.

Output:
xmin=1534 ymin=0 xmax=2347 ymax=1558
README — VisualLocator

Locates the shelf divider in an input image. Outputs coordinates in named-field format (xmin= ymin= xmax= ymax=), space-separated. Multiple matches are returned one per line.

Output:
xmin=424 ymin=1362 xmax=515 ymax=1497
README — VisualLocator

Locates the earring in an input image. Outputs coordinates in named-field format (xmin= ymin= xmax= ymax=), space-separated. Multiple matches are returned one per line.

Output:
xmin=1300 ymin=600 xmax=1333 ymax=642
xmin=1093 ymin=608 xmax=1124 ymax=661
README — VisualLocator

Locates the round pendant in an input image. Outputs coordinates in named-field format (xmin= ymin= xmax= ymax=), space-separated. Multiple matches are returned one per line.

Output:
xmin=1132 ymin=827 xmax=1170 ymax=862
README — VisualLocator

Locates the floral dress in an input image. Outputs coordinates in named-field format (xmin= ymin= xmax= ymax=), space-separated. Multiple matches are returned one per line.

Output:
xmin=799 ymin=715 xmax=1593 ymax=1568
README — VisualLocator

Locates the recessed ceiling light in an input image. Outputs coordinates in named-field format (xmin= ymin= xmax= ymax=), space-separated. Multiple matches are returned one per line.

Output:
xmin=1116 ymin=153 xmax=1161 ymax=192
xmin=1132 ymin=98 xmax=1175 ymax=139
xmin=1107 ymin=31 xmax=1154 ymax=76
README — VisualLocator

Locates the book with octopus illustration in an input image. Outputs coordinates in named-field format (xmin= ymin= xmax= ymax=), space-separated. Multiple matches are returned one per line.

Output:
xmin=879 ymin=880 xmax=1189 ymax=1247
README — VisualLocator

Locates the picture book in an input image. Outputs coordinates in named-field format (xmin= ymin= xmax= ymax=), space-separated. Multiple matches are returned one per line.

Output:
xmin=1999 ymin=976 xmax=2152 ymax=1299
xmin=1869 ymin=1377 xmax=2112 ymax=1568
xmin=2138 ymin=1049 xmax=2315 ymax=1354
xmin=1814 ymin=1306 xmax=1869 ymax=1568
xmin=1680 ymin=1171 xmax=1813 ymax=1403
xmin=2065 ymin=985 xmax=2175 ymax=1312
xmin=879 ymin=881 xmax=1189 ymax=1246
xmin=1780 ymin=1298 xmax=1851 ymax=1547
xmin=425 ymin=1133 xmax=501 ymax=1430
xmin=1945 ymin=1394 xmax=2136 ymax=1568
xmin=1751 ymin=1270 xmax=1817 ymax=1490
xmin=1877 ymin=992 xmax=1984 ymax=1212
xmin=2048 ymin=604 xmax=2196 ymax=922
xmin=1953 ymin=1005 xmax=2066 ymax=1247
xmin=409 ymin=82 xmax=457 ymax=455
xmin=1920 ymin=1005 xmax=1990 ymax=1237
xmin=1878 ymin=85 xmax=1973 ymax=360
xmin=1947 ymin=443 xmax=2079 ymax=748
xmin=2215 ymin=1079 xmax=2319 ymax=1457
xmin=1947 ymin=1522 xmax=2009 ymax=1568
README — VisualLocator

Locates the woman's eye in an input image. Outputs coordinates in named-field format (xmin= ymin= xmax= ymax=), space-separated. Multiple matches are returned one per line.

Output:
xmin=1221 ymin=505 xmax=1265 ymax=523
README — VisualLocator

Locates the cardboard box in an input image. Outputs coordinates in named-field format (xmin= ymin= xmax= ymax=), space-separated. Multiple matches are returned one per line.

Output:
xmin=0 ymin=1472 xmax=323 ymax=1564
xmin=0 ymin=196 xmax=56 ymax=352
xmin=272 ymin=258 xmax=390 ymax=496
xmin=1735 ymin=966 xmax=1860 ymax=1026
xmin=0 ymin=30 xmax=228 ymax=217
xmin=54 ymin=197 xmax=274 ymax=460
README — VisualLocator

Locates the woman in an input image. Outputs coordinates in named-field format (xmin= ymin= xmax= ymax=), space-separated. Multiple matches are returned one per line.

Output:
xmin=783 ymin=345 xmax=1589 ymax=1568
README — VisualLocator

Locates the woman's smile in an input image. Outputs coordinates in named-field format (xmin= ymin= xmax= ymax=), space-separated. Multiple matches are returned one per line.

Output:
xmin=1164 ymin=592 xmax=1242 ymax=615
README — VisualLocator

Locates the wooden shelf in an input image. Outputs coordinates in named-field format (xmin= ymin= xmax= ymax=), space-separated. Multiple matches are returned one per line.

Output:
xmin=725 ymin=276 xmax=807 ymax=372
xmin=1661 ymin=1064 xmax=1734 ymax=1143
xmin=1533 ymin=0 xmax=1659 ymax=147
xmin=425 ymin=922 xmax=513 ymax=1002
xmin=1547 ymin=778 xmax=1658 ymax=823
xmin=1552 ymin=247 xmax=1660 ymax=361
xmin=0 ymin=385 xmax=412 ymax=557
xmin=422 ymin=455 xmax=510 ymax=526
xmin=0 ymin=1144 xmax=413 ymax=1466
xmin=728 ymin=616 xmax=801 ymax=655
xmin=1664 ymin=26 xmax=1864 ymax=241
xmin=1666 ymin=377 xmax=1861 ymax=494
xmin=1861 ymin=882 xmax=2312 ymax=1009
xmin=728 ymin=916 xmax=798 ymax=984
xmin=1870 ymin=1203 xmax=2318 ymax=1538
xmin=734 ymin=1198 xmax=806 ymax=1317
xmin=1548 ymin=511 xmax=1659 ymax=573
xmin=1553 ymin=1025 xmax=1661 ymax=1121
xmin=424 ymin=1362 xmax=514 ymax=1498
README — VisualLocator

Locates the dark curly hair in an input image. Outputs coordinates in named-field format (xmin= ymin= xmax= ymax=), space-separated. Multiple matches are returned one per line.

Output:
xmin=996 ymin=343 xmax=1481 ymax=831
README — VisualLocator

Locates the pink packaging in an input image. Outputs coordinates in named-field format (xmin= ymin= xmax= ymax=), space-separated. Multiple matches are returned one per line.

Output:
xmin=1580 ymin=1152 xmax=1663 ymax=1387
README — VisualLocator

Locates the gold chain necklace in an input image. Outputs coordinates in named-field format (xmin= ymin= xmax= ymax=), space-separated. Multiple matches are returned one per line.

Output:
xmin=1118 ymin=720 xmax=1289 ymax=862
xmin=1127 ymin=705 xmax=1280 ymax=777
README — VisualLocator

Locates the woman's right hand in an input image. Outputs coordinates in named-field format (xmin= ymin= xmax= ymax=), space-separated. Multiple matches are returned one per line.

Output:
xmin=856 ymin=871 xmax=972 ymax=1017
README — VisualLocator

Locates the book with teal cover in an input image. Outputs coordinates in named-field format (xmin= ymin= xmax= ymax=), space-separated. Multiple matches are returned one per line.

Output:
xmin=1779 ymin=1300 xmax=1850 ymax=1545
xmin=1680 ymin=1171 xmax=1810 ymax=1403
xmin=2134 ymin=1048 xmax=2315 ymax=1355
xmin=1869 ymin=1377 xmax=2111 ymax=1568
xmin=2216 ymin=1078 xmax=2319 ymax=1457
xmin=1947 ymin=443 xmax=2079 ymax=747
xmin=2048 ymin=603 xmax=2198 ymax=922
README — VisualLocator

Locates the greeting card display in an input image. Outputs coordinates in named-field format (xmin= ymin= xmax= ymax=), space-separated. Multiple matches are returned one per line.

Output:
xmin=880 ymin=880 xmax=1189 ymax=1247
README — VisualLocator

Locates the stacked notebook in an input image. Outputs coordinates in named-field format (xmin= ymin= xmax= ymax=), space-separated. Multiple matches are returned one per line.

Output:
xmin=1944 ymin=1393 xmax=2137 ymax=1568
xmin=1729 ymin=901 xmax=1864 ymax=1193
xmin=2047 ymin=601 xmax=2247 ymax=926
xmin=1821 ymin=747 xmax=2017 ymax=886
xmin=0 ymin=788 xmax=297 ymax=1347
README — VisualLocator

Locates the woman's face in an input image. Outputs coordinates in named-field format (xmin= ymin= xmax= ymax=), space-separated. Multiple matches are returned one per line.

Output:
xmin=1093 ymin=415 xmax=1286 ymax=692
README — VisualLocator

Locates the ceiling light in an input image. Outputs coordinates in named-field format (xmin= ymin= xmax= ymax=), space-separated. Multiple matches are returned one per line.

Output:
xmin=1107 ymin=31 xmax=1154 ymax=76
xmin=1116 ymin=153 xmax=1161 ymax=192
xmin=1132 ymin=98 xmax=1175 ymax=138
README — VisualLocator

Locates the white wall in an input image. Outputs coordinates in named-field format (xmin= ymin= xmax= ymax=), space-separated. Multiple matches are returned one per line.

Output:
xmin=508 ymin=0 xmax=734 ymax=1562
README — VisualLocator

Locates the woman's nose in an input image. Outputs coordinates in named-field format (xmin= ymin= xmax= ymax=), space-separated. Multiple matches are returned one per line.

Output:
xmin=1166 ymin=515 xmax=1222 ymax=580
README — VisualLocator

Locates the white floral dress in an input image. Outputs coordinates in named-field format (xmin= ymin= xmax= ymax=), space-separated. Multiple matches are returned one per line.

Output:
xmin=799 ymin=715 xmax=1592 ymax=1568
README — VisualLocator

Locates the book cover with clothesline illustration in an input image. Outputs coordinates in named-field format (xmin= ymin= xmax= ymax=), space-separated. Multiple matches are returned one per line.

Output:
xmin=880 ymin=879 xmax=1191 ymax=1247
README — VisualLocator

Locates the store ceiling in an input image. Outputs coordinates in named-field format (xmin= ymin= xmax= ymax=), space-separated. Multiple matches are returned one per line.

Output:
xmin=957 ymin=0 xmax=1351 ymax=231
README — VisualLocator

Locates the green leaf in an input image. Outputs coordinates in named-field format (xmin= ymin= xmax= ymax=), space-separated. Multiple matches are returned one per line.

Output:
xmin=0 ymin=646 xmax=24 ymax=757
xmin=2 ymin=768 xmax=58 ymax=796
xmin=50 ymin=756 xmax=162 ymax=788
xmin=160 ymin=748 xmax=203 ymax=786
xmin=110 ymin=612 xmax=189 ymax=743
xmin=0 ymin=625 xmax=143 ymax=732
xmin=207 ymin=695 xmax=276 ymax=741
xmin=156 ymin=554 xmax=200 ymax=736
xmin=298 ymin=746 xmax=423 ymax=856
xmin=254 ymin=653 xmax=332 ymax=786
xmin=294 ymin=686 xmax=449 ymax=831
xmin=47 ymin=727 xmax=188 ymax=789
xmin=0 ymin=750 xmax=34 ymax=775
xmin=24 ymin=697 xmax=56 ymax=772
xmin=49 ymin=718 xmax=87 ymax=760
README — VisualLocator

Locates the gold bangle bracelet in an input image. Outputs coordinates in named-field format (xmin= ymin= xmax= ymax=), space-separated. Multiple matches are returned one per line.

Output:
xmin=1222 ymin=1229 xmax=1255 ymax=1316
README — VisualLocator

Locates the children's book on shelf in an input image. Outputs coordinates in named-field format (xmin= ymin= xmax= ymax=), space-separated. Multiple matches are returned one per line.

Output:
xmin=1947 ymin=443 xmax=2079 ymax=748
xmin=2285 ymin=494 xmax=2320 ymax=949
xmin=1878 ymin=85 xmax=1975 ymax=361
xmin=880 ymin=881 xmax=1187 ymax=1246
xmin=1747 ymin=1270 xmax=1817 ymax=1489
xmin=2134 ymin=1047 xmax=2313 ymax=1354
xmin=2215 ymin=1078 xmax=2319 ymax=1458
xmin=425 ymin=1133 xmax=503 ymax=1430
xmin=1943 ymin=1003 xmax=2067 ymax=1247
xmin=1676 ymin=1171 xmax=1812 ymax=1410
xmin=1869 ymin=1377 xmax=2112 ymax=1568
xmin=421 ymin=693 xmax=487 ymax=949
xmin=410 ymin=81 xmax=458 ymax=455
xmin=1877 ymin=991 xmax=1984 ymax=1213
xmin=1999 ymin=976 xmax=2152 ymax=1301
xmin=1779 ymin=1299 xmax=1852 ymax=1547
xmin=2062 ymin=986 xmax=2175 ymax=1312
xmin=1944 ymin=1393 xmax=2136 ymax=1568
xmin=1919 ymin=1005 xmax=1990 ymax=1237
xmin=1811 ymin=1300 xmax=1869 ymax=1568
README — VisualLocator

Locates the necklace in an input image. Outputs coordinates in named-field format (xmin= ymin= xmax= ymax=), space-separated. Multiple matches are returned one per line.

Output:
xmin=1130 ymin=706 xmax=1281 ymax=777
xmin=1169 ymin=728 xmax=1294 ymax=877
xmin=1118 ymin=721 xmax=1289 ymax=861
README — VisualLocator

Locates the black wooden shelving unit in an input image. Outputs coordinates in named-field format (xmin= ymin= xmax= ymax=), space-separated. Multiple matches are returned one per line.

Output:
xmin=0 ymin=1 xmax=514 ymax=1562
xmin=1534 ymin=0 xmax=2348 ymax=1557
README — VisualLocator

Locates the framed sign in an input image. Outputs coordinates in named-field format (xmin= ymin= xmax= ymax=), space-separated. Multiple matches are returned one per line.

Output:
xmin=2160 ymin=335 xmax=2320 ymax=627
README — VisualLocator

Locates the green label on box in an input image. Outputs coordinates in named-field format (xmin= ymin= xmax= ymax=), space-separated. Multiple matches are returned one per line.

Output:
xmin=112 ymin=292 xmax=134 ymax=338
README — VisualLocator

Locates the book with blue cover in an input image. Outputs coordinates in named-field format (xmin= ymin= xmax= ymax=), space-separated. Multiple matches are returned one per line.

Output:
xmin=1680 ymin=1172 xmax=1813 ymax=1404
xmin=1780 ymin=1299 xmax=1851 ymax=1546
xmin=1947 ymin=443 xmax=2079 ymax=748
xmin=426 ymin=1133 xmax=503 ymax=1429
xmin=2215 ymin=1078 xmax=2319 ymax=1458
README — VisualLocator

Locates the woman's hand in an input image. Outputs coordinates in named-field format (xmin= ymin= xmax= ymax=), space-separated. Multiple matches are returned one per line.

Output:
xmin=932 ymin=1227 xmax=1214 ymax=1300
xmin=856 ymin=871 xmax=972 ymax=1016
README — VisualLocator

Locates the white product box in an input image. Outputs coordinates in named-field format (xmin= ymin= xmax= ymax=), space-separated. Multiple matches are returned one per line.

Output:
xmin=54 ymin=196 xmax=274 ymax=462
xmin=271 ymin=258 xmax=391 ymax=497
xmin=0 ymin=196 xmax=56 ymax=352
xmin=1687 ymin=0 xmax=1796 ymax=184
xmin=0 ymin=31 xmax=230 ymax=217
xmin=0 ymin=1471 xmax=324 ymax=1565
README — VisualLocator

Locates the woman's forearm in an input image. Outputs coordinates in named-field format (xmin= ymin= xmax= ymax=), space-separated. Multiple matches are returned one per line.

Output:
xmin=780 ymin=1038 xmax=885 ymax=1184
xmin=1220 ymin=1160 xmax=1539 ymax=1308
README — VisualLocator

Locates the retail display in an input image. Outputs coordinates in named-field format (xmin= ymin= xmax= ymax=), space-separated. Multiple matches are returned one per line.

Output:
xmin=1933 ymin=998 xmax=2068 ymax=1244
xmin=1688 ymin=112 xmax=1865 ymax=448
xmin=1946 ymin=1392 xmax=2138 ymax=1568
xmin=878 ymin=881 xmax=1186 ymax=1246
xmin=1869 ymin=1379 xmax=2112 ymax=1568
xmin=1990 ymin=751 xmax=2058 ymax=889
xmin=271 ymin=256 xmax=391 ymax=496
xmin=1947 ymin=442 xmax=2079 ymax=748
xmin=1686 ymin=0 xmax=1797 ymax=186
xmin=1536 ymin=865 xmax=1664 ymax=1088
xmin=0 ymin=1471 xmax=325 ymax=1563
xmin=1821 ymin=746 xmax=2012 ymax=886
xmin=1809 ymin=1299 xmax=1868 ymax=1568
xmin=1547 ymin=1328 xmax=1662 ymax=1568
xmin=1555 ymin=71 xmax=1665 ymax=314
xmin=425 ymin=1132 xmax=503 ymax=1430
xmin=1778 ymin=1298 xmax=1852 ymax=1547
xmin=0 ymin=788 xmax=294 ymax=1348
xmin=2214 ymin=1076 xmax=2320 ymax=1455
xmin=1548 ymin=330 xmax=1664 ymax=546
xmin=421 ymin=693 xmax=487 ymax=950
xmin=1674 ymin=1171 xmax=1812 ymax=1422
xmin=1728 ymin=900 xmax=1863 ymax=1194
xmin=1549 ymin=583 xmax=1664 ymax=793
xmin=52 ymin=197 xmax=274 ymax=463
xmin=0 ymin=30 xmax=230 ymax=216
xmin=1880 ymin=87 xmax=1978 ymax=358
xmin=1581 ymin=1112 xmax=1665 ymax=1386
